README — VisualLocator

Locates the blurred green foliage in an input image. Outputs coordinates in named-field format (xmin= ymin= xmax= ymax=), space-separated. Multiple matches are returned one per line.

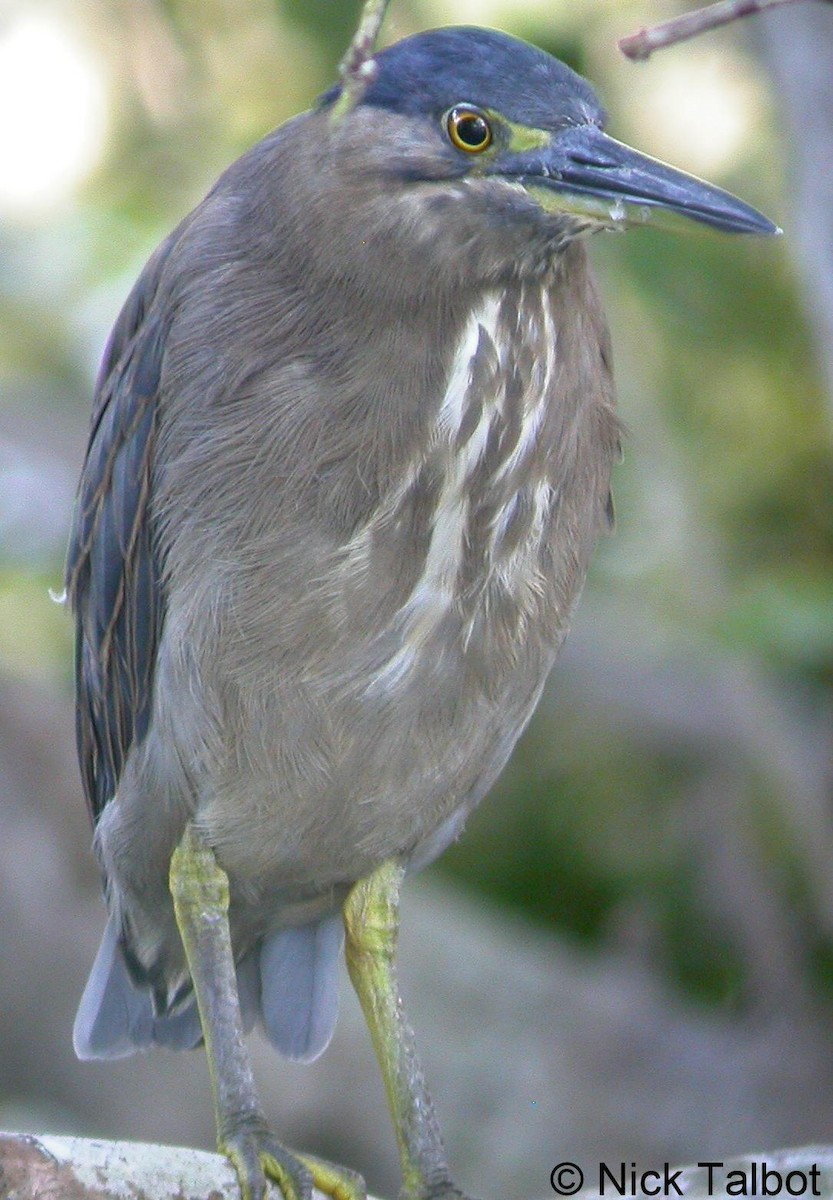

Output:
xmin=2 ymin=0 xmax=831 ymax=1014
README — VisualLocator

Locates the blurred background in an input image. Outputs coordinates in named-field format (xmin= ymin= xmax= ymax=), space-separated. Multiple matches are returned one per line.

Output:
xmin=2 ymin=0 xmax=833 ymax=1194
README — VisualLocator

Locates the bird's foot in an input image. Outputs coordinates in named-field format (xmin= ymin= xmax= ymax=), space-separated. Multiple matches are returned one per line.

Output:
xmin=221 ymin=1120 xmax=366 ymax=1200
xmin=406 ymin=1190 xmax=474 ymax=1200
xmin=400 ymin=1171 xmax=479 ymax=1200
xmin=296 ymin=1150 xmax=367 ymax=1200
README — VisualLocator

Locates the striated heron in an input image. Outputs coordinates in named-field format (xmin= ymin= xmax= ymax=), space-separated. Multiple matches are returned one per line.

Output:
xmin=66 ymin=23 xmax=777 ymax=1200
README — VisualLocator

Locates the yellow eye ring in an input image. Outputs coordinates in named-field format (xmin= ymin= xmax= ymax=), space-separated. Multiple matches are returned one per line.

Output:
xmin=446 ymin=106 xmax=492 ymax=153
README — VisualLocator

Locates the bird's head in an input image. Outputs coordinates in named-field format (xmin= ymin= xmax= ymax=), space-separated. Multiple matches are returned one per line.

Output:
xmin=306 ymin=26 xmax=775 ymax=283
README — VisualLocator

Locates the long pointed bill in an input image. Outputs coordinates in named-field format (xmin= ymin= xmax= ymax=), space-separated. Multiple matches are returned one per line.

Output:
xmin=503 ymin=123 xmax=778 ymax=236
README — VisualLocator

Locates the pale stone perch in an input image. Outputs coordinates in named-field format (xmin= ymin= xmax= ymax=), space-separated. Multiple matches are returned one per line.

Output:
xmin=3 ymin=1135 xmax=833 ymax=1199
xmin=0 ymin=1132 xmax=337 ymax=1200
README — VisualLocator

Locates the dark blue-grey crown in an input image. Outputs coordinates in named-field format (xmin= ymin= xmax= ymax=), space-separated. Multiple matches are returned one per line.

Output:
xmin=322 ymin=26 xmax=604 ymax=131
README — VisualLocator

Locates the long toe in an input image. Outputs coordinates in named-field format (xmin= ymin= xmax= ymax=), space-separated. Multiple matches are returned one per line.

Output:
xmin=223 ymin=1123 xmax=314 ymax=1200
xmin=222 ymin=1124 xmax=367 ymax=1200
xmin=296 ymin=1151 xmax=367 ymax=1200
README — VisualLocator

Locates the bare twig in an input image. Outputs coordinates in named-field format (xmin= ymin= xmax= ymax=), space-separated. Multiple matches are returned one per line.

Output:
xmin=619 ymin=0 xmax=827 ymax=60
xmin=331 ymin=0 xmax=392 ymax=122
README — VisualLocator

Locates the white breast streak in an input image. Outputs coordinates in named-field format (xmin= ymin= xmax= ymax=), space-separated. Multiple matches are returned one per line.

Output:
xmin=418 ymin=292 xmax=502 ymax=598
xmin=517 ymin=288 xmax=557 ymax=469
xmin=491 ymin=287 xmax=558 ymax=549
xmin=370 ymin=294 xmax=502 ymax=691
xmin=493 ymin=291 xmax=559 ymax=611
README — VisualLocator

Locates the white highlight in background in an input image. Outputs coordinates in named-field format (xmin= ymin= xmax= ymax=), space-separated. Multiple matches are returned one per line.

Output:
xmin=0 ymin=14 xmax=107 ymax=218
xmin=628 ymin=47 xmax=766 ymax=178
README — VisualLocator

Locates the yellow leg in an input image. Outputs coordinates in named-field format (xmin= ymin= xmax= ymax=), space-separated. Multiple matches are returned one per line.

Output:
xmin=343 ymin=859 xmax=471 ymax=1200
xmin=170 ymin=822 xmax=365 ymax=1200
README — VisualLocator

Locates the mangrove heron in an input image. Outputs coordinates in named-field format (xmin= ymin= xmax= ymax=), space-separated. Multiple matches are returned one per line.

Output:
xmin=66 ymin=23 xmax=777 ymax=1200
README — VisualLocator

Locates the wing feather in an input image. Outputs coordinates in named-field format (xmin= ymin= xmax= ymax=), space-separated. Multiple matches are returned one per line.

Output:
xmin=66 ymin=241 xmax=174 ymax=825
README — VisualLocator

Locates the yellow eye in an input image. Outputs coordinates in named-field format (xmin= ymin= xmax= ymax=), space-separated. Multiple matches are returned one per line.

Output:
xmin=446 ymin=106 xmax=492 ymax=153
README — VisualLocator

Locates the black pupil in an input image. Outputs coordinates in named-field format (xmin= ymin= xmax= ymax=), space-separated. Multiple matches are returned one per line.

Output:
xmin=456 ymin=113 xmax=488 ymax=147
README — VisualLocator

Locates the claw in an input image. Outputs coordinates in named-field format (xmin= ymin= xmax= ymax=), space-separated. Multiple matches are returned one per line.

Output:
xmin=222 ymin=1124 xmax=366 ymax=1200
xmin=296 ymin=1152 xmax=367 ymax=1200
xmin=222 ymin=1125 xmax=313 ymax=1200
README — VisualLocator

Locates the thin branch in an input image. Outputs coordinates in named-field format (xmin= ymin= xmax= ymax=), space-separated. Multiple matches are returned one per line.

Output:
xmin=331 ymin=0 xmax=393 ymax=123
xmin=619 ymin=0 xmax=828 ymax=61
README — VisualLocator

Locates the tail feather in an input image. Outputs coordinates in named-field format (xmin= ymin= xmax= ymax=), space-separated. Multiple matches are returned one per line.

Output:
xmin=258 ymin=916 xmax=344 ymax=1063
xmin=73 ymin=913 xmax=343 ymax=1062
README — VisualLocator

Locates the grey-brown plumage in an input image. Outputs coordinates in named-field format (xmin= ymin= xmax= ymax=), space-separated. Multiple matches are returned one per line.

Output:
xmin=66 ymin=24 xmax=776 ymax=1200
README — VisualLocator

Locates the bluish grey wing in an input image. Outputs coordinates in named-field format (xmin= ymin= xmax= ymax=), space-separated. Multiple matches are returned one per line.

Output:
xmin=66 ymin=242 xmax=173 ymax=825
